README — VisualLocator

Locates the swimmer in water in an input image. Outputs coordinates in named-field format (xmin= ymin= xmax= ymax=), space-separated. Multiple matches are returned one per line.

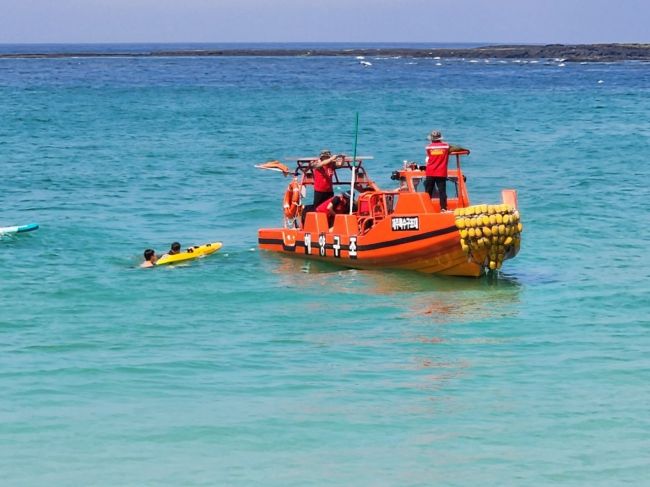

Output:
xmin=161 ymin=241 xmax=181 ymax=258
xmin=140 ymin=248 xmax=157 ymax=268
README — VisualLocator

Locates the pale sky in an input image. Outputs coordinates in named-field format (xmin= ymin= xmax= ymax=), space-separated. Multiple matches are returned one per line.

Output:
xmin=1 ymin=0 xmax=648 ymax=44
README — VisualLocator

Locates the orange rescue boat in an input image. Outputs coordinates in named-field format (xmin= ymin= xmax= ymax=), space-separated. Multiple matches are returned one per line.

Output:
xmin=257 ymin=150 xmax=522 ymax=277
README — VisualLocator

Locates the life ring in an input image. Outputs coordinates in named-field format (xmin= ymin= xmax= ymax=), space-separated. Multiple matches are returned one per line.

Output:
xmin=283 ymin=179 xmax=301 ymax=219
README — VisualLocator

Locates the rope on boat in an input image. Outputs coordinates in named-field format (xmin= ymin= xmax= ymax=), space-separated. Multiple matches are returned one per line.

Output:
xmin=454 ymin=204 xmax=523 ymax=270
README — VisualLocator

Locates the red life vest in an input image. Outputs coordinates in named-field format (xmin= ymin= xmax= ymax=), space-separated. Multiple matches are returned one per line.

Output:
xmin=313 ymin=165 xmax=335 ymax=192
xmin=425 ymin=141 xmax=451 ymax=178
xmin=316 ymin=195 xmax=348 ymax=214
xmin=316 ymin=196 xmax=334 ymax=213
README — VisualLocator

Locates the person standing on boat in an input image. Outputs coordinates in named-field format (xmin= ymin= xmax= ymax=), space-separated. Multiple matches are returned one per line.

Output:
xmin=424 ymin=130 xmax=465 ymax=212
xmin=311 ymin=149 xmax=343 ymax=208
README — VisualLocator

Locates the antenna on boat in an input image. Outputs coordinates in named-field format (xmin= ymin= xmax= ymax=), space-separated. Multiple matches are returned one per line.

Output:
xmin=349 ymin=112 xmax=359 ymax=215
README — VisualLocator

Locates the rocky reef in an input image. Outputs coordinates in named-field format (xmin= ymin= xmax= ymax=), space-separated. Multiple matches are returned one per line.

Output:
xmin=2 ymin=44 xmax=649 ymax=62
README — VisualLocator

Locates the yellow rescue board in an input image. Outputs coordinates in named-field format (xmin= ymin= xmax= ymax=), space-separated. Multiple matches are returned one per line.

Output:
xmin=156 ymin=242 xmax=222 ymax=266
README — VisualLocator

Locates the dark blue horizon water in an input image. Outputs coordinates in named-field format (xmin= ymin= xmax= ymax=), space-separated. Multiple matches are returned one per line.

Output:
xmin=1 ymin=53 xmax=649 ymax=486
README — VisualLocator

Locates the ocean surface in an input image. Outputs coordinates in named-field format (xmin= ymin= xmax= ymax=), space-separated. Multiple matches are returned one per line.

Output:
xmin=1 ymin=45 xmax=649 ymax=486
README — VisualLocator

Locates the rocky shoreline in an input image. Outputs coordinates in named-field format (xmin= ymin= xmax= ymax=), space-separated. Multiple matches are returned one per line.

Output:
xmin=1 ymin=44 xmax=649 ymax=62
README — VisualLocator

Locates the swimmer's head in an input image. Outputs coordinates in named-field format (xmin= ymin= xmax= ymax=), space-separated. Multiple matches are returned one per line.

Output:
xmin=144 ymin=249 xmax=156 ymax=262
xmin=170 ymin=242 xmax=181 ymax=253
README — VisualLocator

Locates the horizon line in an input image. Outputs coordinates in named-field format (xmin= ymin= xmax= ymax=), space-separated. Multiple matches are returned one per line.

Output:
xmin=2 ymin=41 xmax=648 ymax=46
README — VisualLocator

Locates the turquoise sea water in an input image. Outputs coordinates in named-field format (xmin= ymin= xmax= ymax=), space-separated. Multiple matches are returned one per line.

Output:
xmin=1 ymin=49 xmax=649 ymax=485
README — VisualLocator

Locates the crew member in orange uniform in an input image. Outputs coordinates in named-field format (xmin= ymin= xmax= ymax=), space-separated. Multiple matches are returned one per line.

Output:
xmin=424 ymin=130 xmax=465 ymax=212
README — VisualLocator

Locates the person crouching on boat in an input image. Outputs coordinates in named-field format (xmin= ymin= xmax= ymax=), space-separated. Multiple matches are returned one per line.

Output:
xmin=316 ymin=191 xmax=351 ymax=229
xmin=140 ymin=249 xmax=158 ymax=268
xmin=311 ymin=149 xmax=344 ymax=208
xmin=424 ymin=130 xmax=465 ymax=212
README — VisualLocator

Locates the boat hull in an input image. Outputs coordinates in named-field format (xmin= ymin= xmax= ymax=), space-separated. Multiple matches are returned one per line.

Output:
xmin=259 ymin=209 xmax=486 ymax=277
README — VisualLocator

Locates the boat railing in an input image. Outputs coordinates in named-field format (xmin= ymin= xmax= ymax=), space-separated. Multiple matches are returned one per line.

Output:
xmin=293 ymin=157 xmax=375 ymax=187
xmin=356 ymin=190 xmax=400 ymax=234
